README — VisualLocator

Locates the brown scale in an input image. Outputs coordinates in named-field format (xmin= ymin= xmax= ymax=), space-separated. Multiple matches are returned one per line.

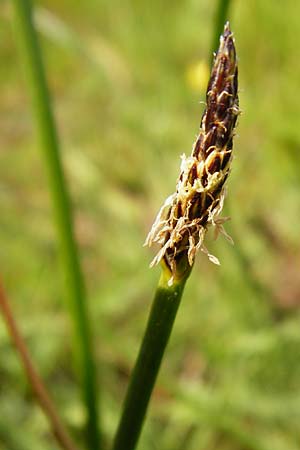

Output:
xmin=207 ymin=153 xmax=221 ymax=174
xmin=203 ymin=192 xmax=216 ymax=212
xmin=188 ymin=163 xmax=198 ymax=185
xmin=192 ymin=135 xmax=203 ymax=159
xmin=201 ymin=166 xmax=208 ymax=187
xmin=202 ymin=127 xmax=218 ymax=157
xmin=176 ymin=200 xmax=183 ymax=219
xmin=220 ymin=150 xmax=232 ymax=171
xmin=188 ymin=192 xmax=204 ymax=220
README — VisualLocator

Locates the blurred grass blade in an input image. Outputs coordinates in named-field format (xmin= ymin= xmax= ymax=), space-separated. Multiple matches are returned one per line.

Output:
xmin=218 ymin=419 xmax=267 ymax=450
xmin=0 ymin=423 xmax=58 ymax=450
xmin=210 ymin=0 xmax=232 ymax=61
xmin=0 ymin=282 xmax=79 ymax=450
xmin=11 ymin=1 xmax=101 ymax=449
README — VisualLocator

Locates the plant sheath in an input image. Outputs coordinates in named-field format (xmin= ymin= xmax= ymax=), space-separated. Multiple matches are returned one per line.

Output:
xmin=11 ymin=1 xmax=101 ymax=448
xmin=112 ymin=270 xmax=188 ymax=450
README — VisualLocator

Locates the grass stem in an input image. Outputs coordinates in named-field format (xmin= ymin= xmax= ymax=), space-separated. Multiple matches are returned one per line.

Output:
xmin=11 ymin=1 xmax=101 ymax=448
xmin=112 ymin=269 xmax=188 ymax=450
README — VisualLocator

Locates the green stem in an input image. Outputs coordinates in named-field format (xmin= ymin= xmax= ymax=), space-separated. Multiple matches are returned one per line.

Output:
xmin=11 ymin=1 xmax=101 ymax=449
xmin=112 ymin=269 xmax=188 ymax=450
xmin=210 ymin=0 xmax=232 ymax=62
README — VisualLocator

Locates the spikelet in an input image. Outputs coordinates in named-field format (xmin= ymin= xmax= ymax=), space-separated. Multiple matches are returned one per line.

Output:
xmin=145 ymin=23 xmax=240 ymax=283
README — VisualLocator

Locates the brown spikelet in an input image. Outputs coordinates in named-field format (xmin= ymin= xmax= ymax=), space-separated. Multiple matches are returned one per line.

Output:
xmin=145 ymin=22 xmax=240 ymax=284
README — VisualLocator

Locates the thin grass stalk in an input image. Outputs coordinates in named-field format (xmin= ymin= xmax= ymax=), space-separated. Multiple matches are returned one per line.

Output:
xmin=11 ymin=1 xmax=101 ymax=448
xmin=112 ymin=268 xmax=189 ymax=450
xmin=0 ymin=281 xmax=79 ymax=450
xmin=210 ymin=0 xmax=232 ymax=62
xmin=113 ymin=23 xmax=239 ymax=450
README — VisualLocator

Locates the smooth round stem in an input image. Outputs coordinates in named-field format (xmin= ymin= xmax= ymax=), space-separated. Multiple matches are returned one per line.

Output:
xmin=112 ymin=270 xmax=188 ymax=450
xmin=11 ymin=1 xmax=101 ymax=448
xmin=210 ymin=0 xmax=232 ymax=62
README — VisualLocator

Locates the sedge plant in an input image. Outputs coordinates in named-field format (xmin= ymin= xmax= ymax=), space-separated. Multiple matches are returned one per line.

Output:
xmin=112 ymin=23 xmax=240 ymax=450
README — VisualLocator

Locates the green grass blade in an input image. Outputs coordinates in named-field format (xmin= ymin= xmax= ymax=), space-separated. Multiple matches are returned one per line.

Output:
xmin=11 ymin=1 xmax=101 ymax=448
xmin=210 ymin=0 xmax=232 ymax=61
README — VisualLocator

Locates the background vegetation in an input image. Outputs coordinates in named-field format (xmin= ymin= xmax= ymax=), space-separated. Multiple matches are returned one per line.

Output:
xmin=1 ymin=1 xmax=300 ymax=449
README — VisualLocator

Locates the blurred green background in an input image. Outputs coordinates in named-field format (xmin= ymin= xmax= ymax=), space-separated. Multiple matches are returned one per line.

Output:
xmin=1 ymin=0 xmax=300 ymax=449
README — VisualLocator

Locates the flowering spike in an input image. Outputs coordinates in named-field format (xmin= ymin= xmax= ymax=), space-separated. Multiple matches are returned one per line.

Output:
xmin=145 ymin=23 xmax=240 ymax=283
